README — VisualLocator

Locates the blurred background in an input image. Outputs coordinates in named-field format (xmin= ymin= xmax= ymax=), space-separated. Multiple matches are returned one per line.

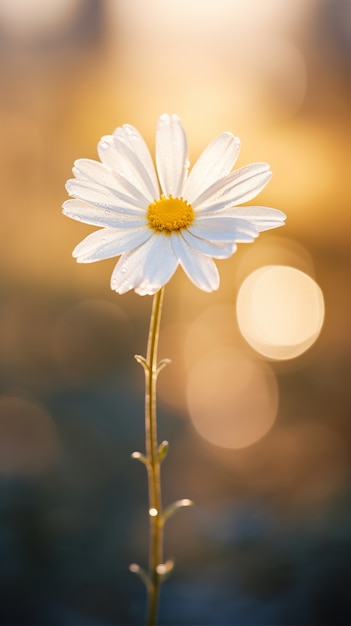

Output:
xmin=0 ymin=0 xmax=350 ymax=624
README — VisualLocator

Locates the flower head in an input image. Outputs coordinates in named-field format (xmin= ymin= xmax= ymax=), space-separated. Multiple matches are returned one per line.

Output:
xmin=63 ymin=114 xmax=286 ymax=295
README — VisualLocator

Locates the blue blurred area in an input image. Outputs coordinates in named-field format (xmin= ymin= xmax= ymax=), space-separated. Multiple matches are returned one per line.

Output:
xmin=0 ymin=359 xmax=350 ymax=625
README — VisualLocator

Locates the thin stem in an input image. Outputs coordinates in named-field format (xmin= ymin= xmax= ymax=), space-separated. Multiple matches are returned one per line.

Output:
xmin=144 ymin=287 xmax=165 ymax=626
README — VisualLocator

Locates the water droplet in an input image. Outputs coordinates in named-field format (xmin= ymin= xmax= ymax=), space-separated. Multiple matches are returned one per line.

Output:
xmin=149 ymin=507 xmax=158 ymax=517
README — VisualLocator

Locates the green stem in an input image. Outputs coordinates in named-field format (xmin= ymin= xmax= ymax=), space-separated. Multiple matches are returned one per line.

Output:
xmin=144 ymin=287 xmax=165 ymax=626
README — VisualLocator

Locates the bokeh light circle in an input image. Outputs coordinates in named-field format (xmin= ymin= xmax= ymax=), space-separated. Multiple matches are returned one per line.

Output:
xmin=187 ymin=348 xmax=278 ymax=449
xmin=237 ymin=266 xmax=324 ymax=360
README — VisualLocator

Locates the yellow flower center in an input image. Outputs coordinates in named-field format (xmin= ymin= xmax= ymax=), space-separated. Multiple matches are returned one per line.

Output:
xmin=147 ymin=195 xmax=194 ymax=234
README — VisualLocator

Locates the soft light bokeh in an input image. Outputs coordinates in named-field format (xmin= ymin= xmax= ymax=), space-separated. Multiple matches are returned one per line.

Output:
xmin=0 ymin=1 xmax=350 ymax=624
xmin=187 ymin=347 xmax=279 ymax=448
xmin=237 ymin=266 xmax=325 ymax=359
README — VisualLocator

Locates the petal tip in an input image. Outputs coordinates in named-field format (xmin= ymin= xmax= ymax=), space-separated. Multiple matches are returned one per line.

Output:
xmin=64 ymin=179 xmax=73 ymax=193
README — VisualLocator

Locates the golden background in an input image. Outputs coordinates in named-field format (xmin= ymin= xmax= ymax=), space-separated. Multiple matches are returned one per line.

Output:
xmin=0 ymin=1 xmax=350 ymax=624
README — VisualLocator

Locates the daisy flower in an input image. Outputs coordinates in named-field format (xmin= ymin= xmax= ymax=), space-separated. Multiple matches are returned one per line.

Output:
xmin=63 ymin=114 xmax=286 ymax=295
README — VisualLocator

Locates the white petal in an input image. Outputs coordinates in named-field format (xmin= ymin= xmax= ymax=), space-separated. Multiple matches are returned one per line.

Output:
xmin=135 ymin=234 xmax=178 ymax=295
xmin=110 ymin=236 xmax=157 ymax=294
xmin=171 ymin=234 xmax=220 ymax=292
xmin=181 ymin=230 xmax=237 ymax=259
xmin=72 ymin=159 xmax=151 ymax=207
xmin=219 ymin=206 xmax=287 ymax=231
xmin=183 ymin=132 xmax=240 ymax=203
xmin=190 ymin=216 xmax=258 ymax=242
xmin=73 ymin=158 xmax=122 ymax=188
xmin=65 ymin=178 xmax=146 ymax=212
xmin=72 ymin=227 xmax=150 ymax=263
xmin=98 ymin=135 xmax=158 ymax=202
xmin=193 ymin=163 xmax=272 ymax=212
xmin=63 ymin=199 xmax=147 ymax=228
xmin=156 ymin=114 xmax=188 ymax=198
xmin=113 ymin=124 xmax=159 ymax=195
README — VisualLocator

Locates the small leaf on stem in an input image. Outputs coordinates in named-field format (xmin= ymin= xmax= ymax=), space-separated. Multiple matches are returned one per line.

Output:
xmin=156 ymin=559 xmax=174 ymax=582
xmin=163 ymin=498 xmax=194 ymax=523
xmin=129 ymin=563 xmax=151 ymax=589
xmin=134 ymin=354 xmax=149 ymax=370
xmin=157 ymin=358 xmax=172 ymax=373
xmin=158 ymin=440 xmax=169 ymax=461
xmin=131 ymin=451 xmax=148 ymax=466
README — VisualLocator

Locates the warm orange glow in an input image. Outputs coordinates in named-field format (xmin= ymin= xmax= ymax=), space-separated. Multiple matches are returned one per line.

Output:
xmin=237 ymin=266 xmax=324 ymax=360
xmin=158 ymin=307 xmax=242 ymax=414
xmin=183 ymin=305 xmax=240 ymax=369
xmin=187 ymin=348 xmax=278 ymax=449
xmin=235 ymin=236 xmax=316 ymax=288
xmin=106 ymin=0 xmax=313 ymax=141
